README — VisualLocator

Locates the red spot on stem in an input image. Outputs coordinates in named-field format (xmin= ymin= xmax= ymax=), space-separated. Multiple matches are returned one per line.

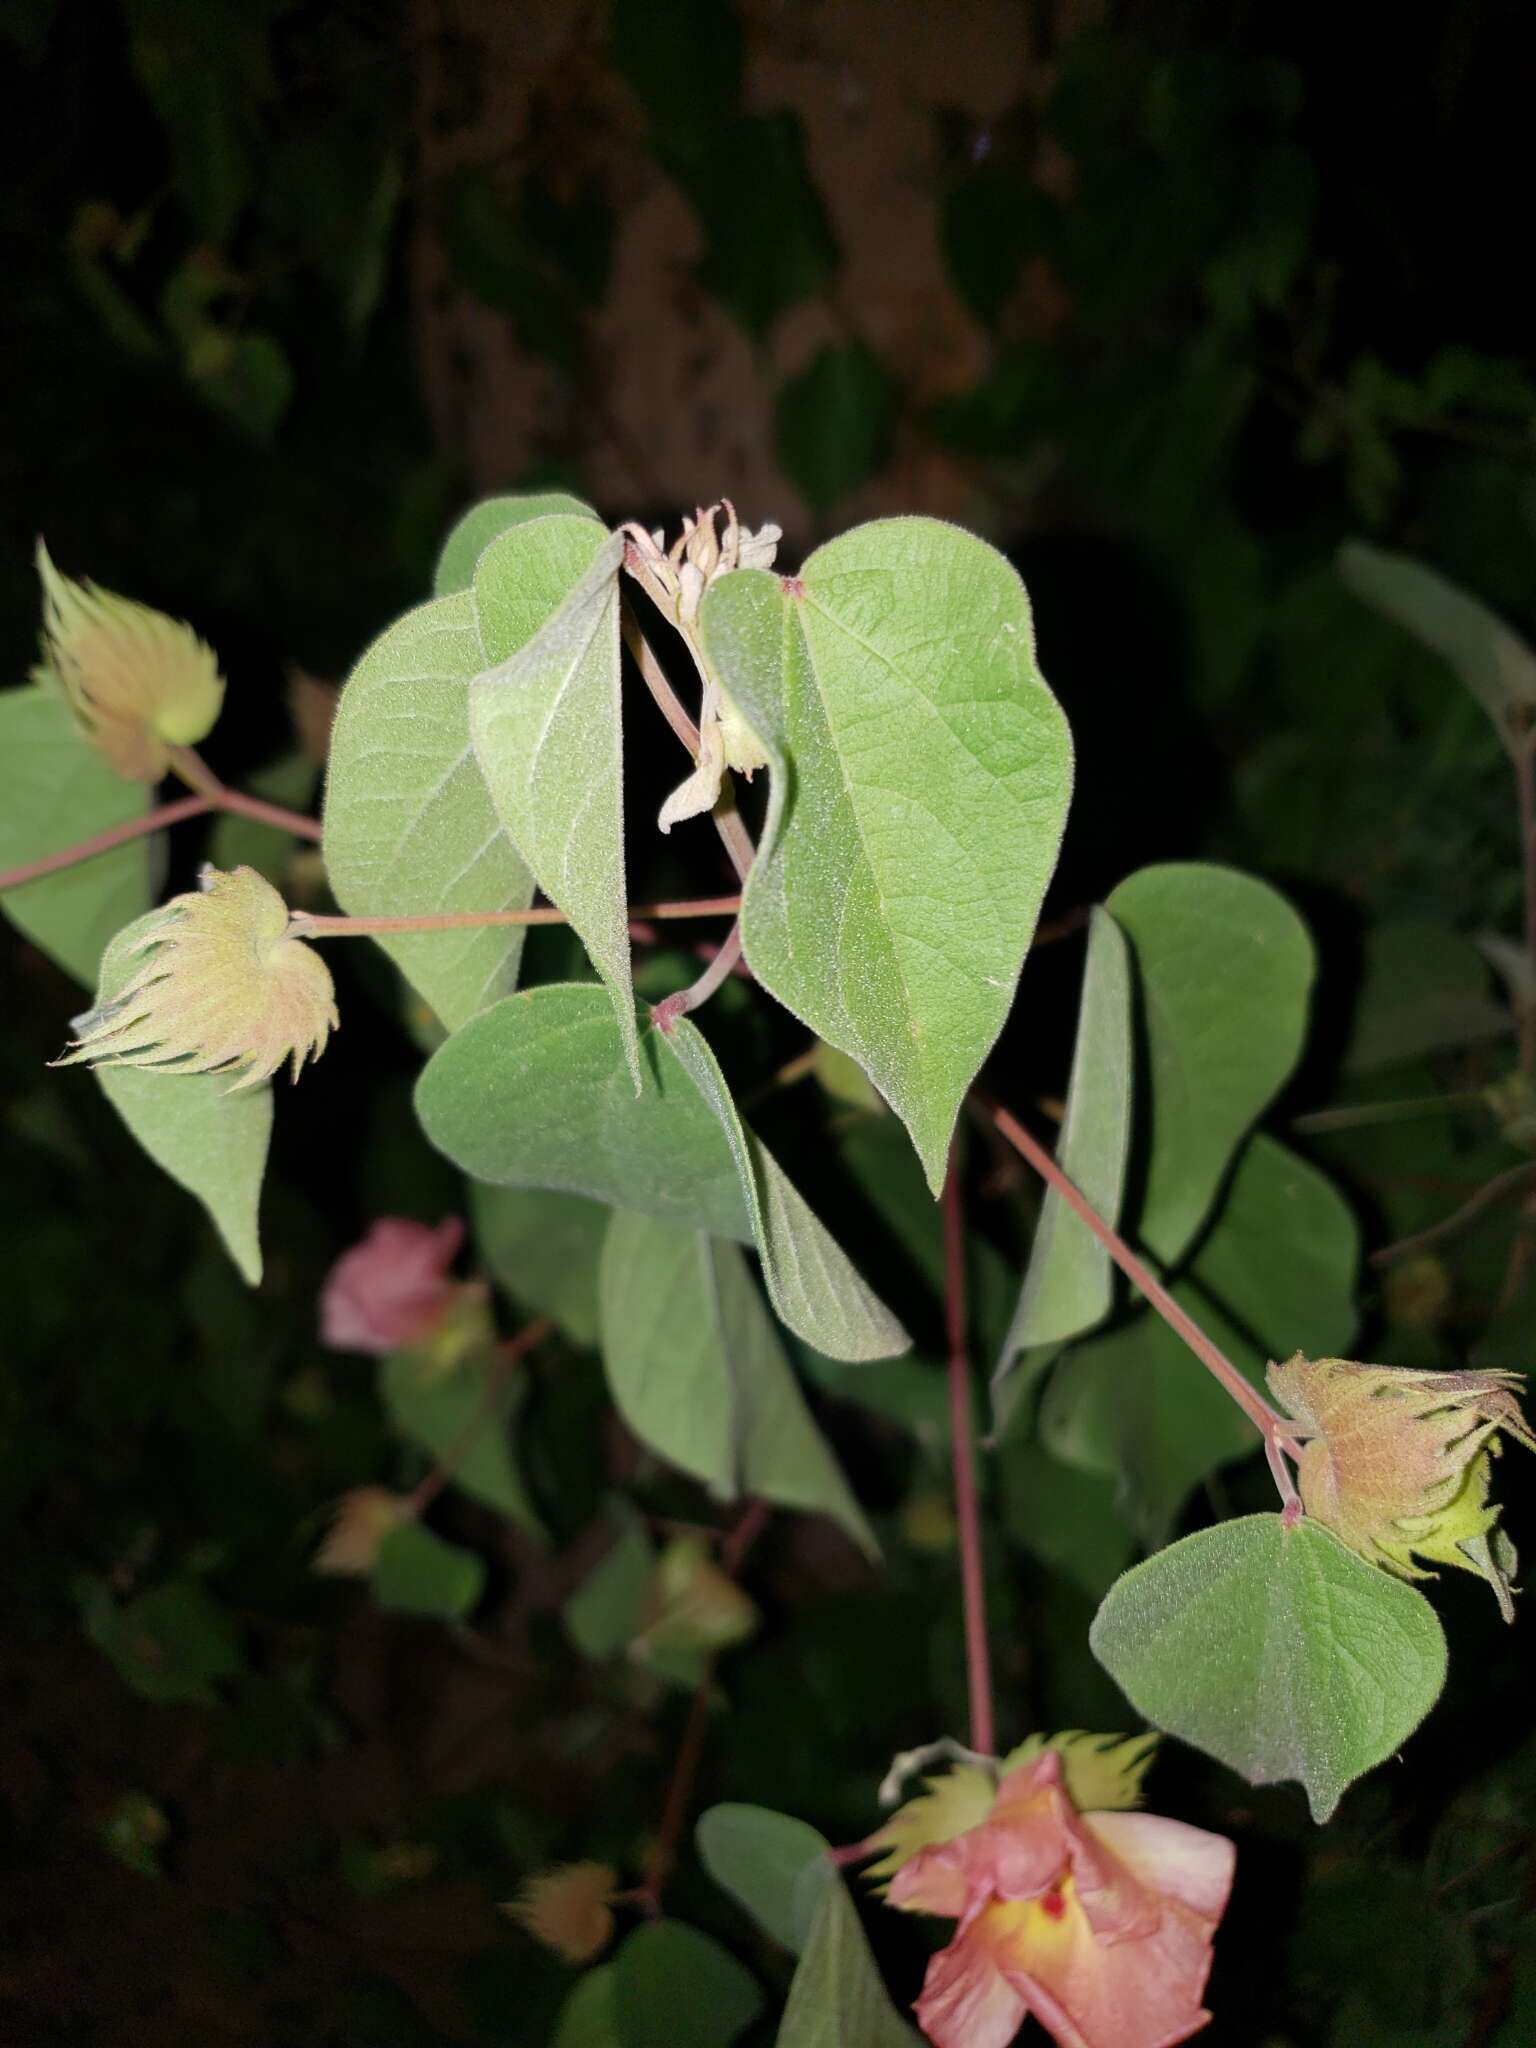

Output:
xmin=780 ymin=576 xmax=806 ymax=600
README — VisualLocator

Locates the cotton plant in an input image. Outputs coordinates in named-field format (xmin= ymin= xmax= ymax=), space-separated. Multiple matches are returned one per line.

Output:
xmin=1 ymin=498 xmax=1530 ymax=2048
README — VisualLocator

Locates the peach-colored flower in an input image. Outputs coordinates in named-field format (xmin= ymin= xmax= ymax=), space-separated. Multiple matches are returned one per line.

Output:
xmin=865 ymin=1740 xmax=1234 ymax=2048
xmin=320 ymin=1218 xmax=467 ymax=1354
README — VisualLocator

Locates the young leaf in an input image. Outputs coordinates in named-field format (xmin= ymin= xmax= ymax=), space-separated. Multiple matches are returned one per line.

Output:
xmin=379 ymin=1348 xmax=543 ymax=1538
xmin=86 ymin=911 xmax=271 ymax=1284
xmin=613 ymin=1920 xmax=764 ymax=2048
xmin=553 ymin=1965 xmax=621 ymax=2048
xmin=995 ymin=906 xmax=1132 ymax=1393
xmin=371 ymin=1520 xmax=485 ymax=1619
xmin=701 ymin=519 xmax=1073 ymax=1194
xmin=324 ymin=588 xmax=536 ymax=1032
xmin=434 ymin=490 xmax=601 ymax=597
xmin=469 ymin=516 xmax=636 ymax=1081
xmin=565 ymin=1514 xmax=655 ymax=1660
xmin=471 ymin=1180 xmax=606 ymax=1346
xmin=775 ymin=1878 xmax=922 ymax=2047
xmin=1089 ymin=1513 xmax=1448 ymax=1822
xmin=414 ymin=984 xmax=908 ymax=1363
xmin=1339 ymin=539 xmax=1536 ymax=742
xmin=1041 ymin=1135 xmax=1358 ymax=1542
xmin=0 ymin=684 xmax=150 ymax=986
xmin=695 ymin=1804 xmax=833 ymax=1956
xmin=600 ymin=1212 xmax=877 ymax=1557
xmin=1108 ymin=863 xmax=1314 ymax=1265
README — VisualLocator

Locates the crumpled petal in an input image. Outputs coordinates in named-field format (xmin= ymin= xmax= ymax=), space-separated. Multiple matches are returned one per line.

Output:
xmin=320 ymin=1217 xmax=467 ymax=1354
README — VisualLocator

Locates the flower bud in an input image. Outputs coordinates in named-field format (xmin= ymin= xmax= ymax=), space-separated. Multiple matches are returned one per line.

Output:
xmin=315 ymin=1487 xmax=417 ymax=1575
xmin=54 ymin=865 xmax=338 ymax=1091
xmin=1268 ymin=1352 xmax=1536 ymax=1620
xmin=320 ymin=1218 xmax=471 ymax=1356
xmin=36 ymin=541 xmax=224 ymax=781
xmin=504 ymin=1861 xmax=619 ymax=1963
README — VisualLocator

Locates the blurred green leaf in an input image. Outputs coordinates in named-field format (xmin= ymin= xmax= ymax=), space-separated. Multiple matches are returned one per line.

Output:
xmin=1342 ymin=920 xmax=1510 ymax=1071
xmin=380 ymin=1348 xmax=543 ymax=1538
xmin=209 ymin=751 xmax=318 ymax=885
xmin=996 ymin=1438 xmax=1137 ymax=1599
xmin=775 ymin=345 xmax=897 ymax=513
xmin=555 ymin=1965 xmax=622 ymax=2048
xmin=693 ymin=113 xmax=838 ymax=336
xmin=939 ymin=165 xmax=1054 ymax=327
xmin=371 ymin=1521 xmax=484 ymax=1619
xmin=613 ymin=1920 xmax=763 ymax=2048
xmin=1339 ymin=539 xmax=1536 ymax=740
xmin=82 ymin=1573 xmax=245 ymax=1705
xmin=696 ymin=1803 xmax=832 ymax=1955
xmin=126 ymin=0 xmax=269 ymax=242
xmin=1091 ymin=1513 xmax=1447 ymax=1820
xmin=564 ymin=1513 xmax=654 ymax=1660
xmin=0 ymin=685 xmax=150 ymax=987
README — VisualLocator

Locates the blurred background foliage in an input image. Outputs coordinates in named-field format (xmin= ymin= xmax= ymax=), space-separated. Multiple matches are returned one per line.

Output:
xmin=3 ymin=1 xmax=1536 ymax=2043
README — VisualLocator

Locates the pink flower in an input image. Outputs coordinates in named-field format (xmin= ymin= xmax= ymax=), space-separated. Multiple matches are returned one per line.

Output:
xmin=865 ymin=1739 xmax=1235 ymax=2048
xmin=320 ymin=1218 xmax=467 ymax=1354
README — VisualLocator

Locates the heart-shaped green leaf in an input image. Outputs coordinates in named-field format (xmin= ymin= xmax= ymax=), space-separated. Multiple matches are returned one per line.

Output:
xmin=470 ymin=516 xmax=637 ymax=1081
xmin=471 ymin=1180 xmax=606 ymax=1346
xmin=701 ymin=518 xmax=1073 ymax=1194
xmin=324 ymin=588 xmax=536 ymax=1032
xmin=415 ymin=983 xmax=907 ymax=1363
xmin=372 ymin=1521 xmax=485 ymax=1619
xmin=1090 ymin=1513 xmax=1448 ymax=1821
xmin=601 ymin=1212 xmax=876 ymax=1556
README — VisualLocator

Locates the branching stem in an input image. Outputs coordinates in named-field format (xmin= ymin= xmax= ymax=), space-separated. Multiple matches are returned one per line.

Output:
xmin=168 ymin=744 xmax=324 ymax=842
xmin=943 ymin=1145 xmax=996 ymax=1758
xmin=981 ymin=1093 xmax=1304 ymax=1520
xmin=650 ymin=921 xmax=745 ymax=1032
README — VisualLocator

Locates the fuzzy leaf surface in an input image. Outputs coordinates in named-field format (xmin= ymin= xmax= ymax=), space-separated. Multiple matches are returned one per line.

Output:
xmin=775 ymin=1878 xmax=922 ymax=2047
xmin=434 ymin=490 xmax=601 ymax=596
xmin=1042 ymin=1135 xmax=1358 ymax=1543
xmin=701 ymin=519 xmax=1073 ymax=1193
xmin=87 ymin=912 xmax=270 ymax=1283
xmin=324 ymin=588 xmax=535 ymax=1031
xmin=996 ymin=906 xmax=1133 ymax=1389
xmin=1090 ymin=1513 xmax=1448 ymax=1821
xmin=470 ymin=516 xmax=636 ymax=1079
xmin=415 ymin=984 xmax=907 ymax=1362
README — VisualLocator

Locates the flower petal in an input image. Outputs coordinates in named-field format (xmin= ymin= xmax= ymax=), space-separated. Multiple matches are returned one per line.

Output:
xmin=1084 ymin=1813 xmax=1235 ymax=1928
xmin=914 ymin=1912 xmax=1030 ymax=2048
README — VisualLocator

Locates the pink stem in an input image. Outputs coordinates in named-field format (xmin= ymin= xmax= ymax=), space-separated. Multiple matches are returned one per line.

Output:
xmin=982 ymin=1094 xmax=1302 ymax=1520
xmin=650 ymin=920 xmax=744 ymax=1032
xmin=943 ymin=1146 xmax=997 ymax=1757
xmin=292 ymin=895 xmax=741 ymax=939
xmin=0 ymin=795 xmax=214 ymax=891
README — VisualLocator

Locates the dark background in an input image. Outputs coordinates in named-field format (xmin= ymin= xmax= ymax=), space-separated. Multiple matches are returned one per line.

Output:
xmin=3 ymin=3 xmax=1535 ymax=2043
